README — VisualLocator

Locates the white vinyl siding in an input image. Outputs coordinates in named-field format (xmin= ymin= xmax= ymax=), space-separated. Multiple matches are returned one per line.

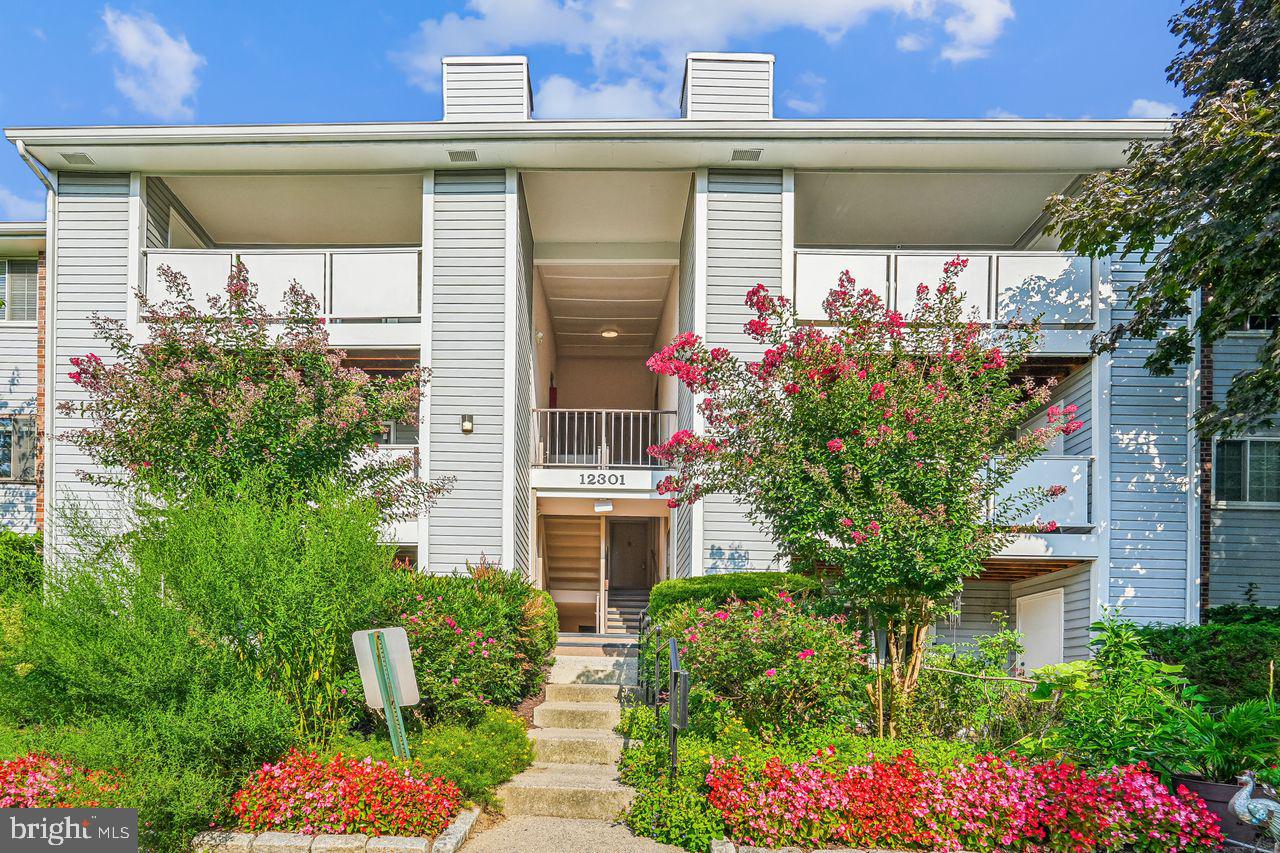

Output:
xmin=512 ymin=179 xmax=534 ymax=576
xmin=427 ymin=171 xmax=508 ymax=574
xmin=442 ymin=58 xmax=531 ymax=122
xmin=1106 ymin=250 xmax=1193 ymax=624
xmin=50 ymin=172 xmax=132 ymax=537
xmin=1208 ymin=333 xmax=1280 ymax=605
xmin=702 ymin=169 xmax=783 ymax=573
xmin=673 ymin=175 xmax=697 ymax=580
xmin=682 ymin=55 xmax=773 ymax=120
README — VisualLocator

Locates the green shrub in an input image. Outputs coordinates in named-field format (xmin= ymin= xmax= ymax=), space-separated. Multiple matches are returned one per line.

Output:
xmin=1204 ymin=602 xmax=1280 ymax=625
xmin=658 ymin=595 xmax=872 ymax=734
xmin=0 ymin=478 xmax=404 ymax=849
xmin=388 ymin=561 xmax=557 ymax=723
xmin=1138 ymin=621 xmax=1280 ymax=706
xmin=329 ymin=708 xmax=532 ymax=806
xmin=0 ymin=530 xmax=41 ymax=595
xmin=648 ymin=571 xmax=822 ymax=619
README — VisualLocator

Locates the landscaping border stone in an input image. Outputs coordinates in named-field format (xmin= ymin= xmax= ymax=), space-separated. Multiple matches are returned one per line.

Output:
xmin=191 ymin=808 xmax=481 ymax=853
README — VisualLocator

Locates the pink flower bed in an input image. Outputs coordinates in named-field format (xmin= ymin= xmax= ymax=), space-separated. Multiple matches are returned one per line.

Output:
xmin=232 ymin=750 xmax=462 ymax=837
xmin=0 ymin=753 xmax=120 ymax=808
xmin=706 ymin=750 xmax=1223 ymax=852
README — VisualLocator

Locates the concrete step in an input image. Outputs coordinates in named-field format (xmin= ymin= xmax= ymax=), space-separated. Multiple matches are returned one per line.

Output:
xmin=545 ymin=683 xmax=621 ymax=703
xmin=497 ymin=763 xmax=635 ymax=820
xmin=532 ymin=701 xmax=621 ymax=730
xmin=549 ymin=653 xmax=639 ymax=686
xmin=530 ymin=728 xmax=624 ymax=765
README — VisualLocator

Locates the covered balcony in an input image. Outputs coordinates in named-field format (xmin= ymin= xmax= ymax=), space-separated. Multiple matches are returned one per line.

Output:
xmin=136 ymin=173 xmax=423 ymax=347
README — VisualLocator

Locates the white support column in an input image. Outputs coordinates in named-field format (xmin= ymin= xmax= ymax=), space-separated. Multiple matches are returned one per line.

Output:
xmin=500 ymin=168 xmax=518 ymax=570
xmin=41 ymin=178 xmax=57 ymax=561
xmin=125 ymin=173 xmax=143 ymax=336
xmin=1089 ymin=257 xmax=1113 ymax=623
xmin=1186 ymin=289 xmax=1202 ymax=624
xmin=781 ymin=169 xmax=795 ymax=304
xmin=418 ymin=172 xmax=434 ymax=567
xmin=691 ymin=167 xmax=709 ymax=576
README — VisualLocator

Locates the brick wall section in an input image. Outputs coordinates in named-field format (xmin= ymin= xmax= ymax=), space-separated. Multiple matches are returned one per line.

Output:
xmin=35 ymin=250 xmax=45 ymax=533
xmin=1198 ymin=341 xmax=1213 ymax=617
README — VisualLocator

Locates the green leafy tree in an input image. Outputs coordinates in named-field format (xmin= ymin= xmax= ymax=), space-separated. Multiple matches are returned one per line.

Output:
xmin=647 ymin=258 xmax=1081 ymax=710
xmin=59 ymin=262 xmax=451 ymax=518
xmin=1047 ymin=0 xmax=1280 ymax=435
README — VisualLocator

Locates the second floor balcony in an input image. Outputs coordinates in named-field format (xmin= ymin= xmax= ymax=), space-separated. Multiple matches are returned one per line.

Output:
xmin=534 ymin=408 xmax=677 ymax=470
xmin=142 ymin=247 xmax=422 ymax=347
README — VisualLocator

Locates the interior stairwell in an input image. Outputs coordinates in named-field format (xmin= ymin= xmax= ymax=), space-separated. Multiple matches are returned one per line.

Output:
xmin=605 ymin=588 xmax=649 ymax=635
xmin=544 ymin=516 xmax=601 ymax=632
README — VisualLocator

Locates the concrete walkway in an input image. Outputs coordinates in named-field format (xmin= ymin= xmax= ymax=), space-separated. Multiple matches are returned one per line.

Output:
xmin=461 ymin=636 xmax=670 ymax=851
xmin=459 ymin=816 xmax=685 ymax=853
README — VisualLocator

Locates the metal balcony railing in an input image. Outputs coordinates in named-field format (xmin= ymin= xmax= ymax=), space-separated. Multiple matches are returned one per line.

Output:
xmin=534 ymin=409 xmax=677 ymax=469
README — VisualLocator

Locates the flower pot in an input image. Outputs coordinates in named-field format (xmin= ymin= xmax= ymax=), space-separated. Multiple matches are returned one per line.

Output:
xmin=1173 ymin=775 xmax=1264 ymax=846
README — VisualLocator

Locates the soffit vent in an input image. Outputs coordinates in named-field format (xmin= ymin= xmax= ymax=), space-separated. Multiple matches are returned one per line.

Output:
xmin=730 ymin=148 xmax=763 ymax=162
xmin=447 ymin=149 xmax=479 ymax=163
xmin=61 ymin=152 xmax=96 ymax=165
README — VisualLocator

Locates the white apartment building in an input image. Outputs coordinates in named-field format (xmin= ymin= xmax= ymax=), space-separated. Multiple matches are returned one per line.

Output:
xmin=6 ymin=53 xmax=1276 ymax=662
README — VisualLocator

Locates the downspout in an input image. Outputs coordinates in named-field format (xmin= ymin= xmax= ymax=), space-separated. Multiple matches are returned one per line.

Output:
xmin=15 ymin=141 xmax=54 ymax=193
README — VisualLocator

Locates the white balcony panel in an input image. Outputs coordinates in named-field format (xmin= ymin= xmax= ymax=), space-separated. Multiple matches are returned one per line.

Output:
xmin=996 ymin=455 xmax=1090 ymax=528
xmin=146 ymin=251 xmax=232 ymax=304
xmin=997 ymin=254 xmax=1093 ymax=324
xmin=895 ymin=253 xmax=990 ymax=320
xmin=325 ymin=322 xmax=420 ymax=348
xmin=237 ymin=252 xmax=326 ymax=314
xmin=331 ymin=251 xmax=420 ymax=318
xmin=795 ymin=251 xmax=889 ymax=319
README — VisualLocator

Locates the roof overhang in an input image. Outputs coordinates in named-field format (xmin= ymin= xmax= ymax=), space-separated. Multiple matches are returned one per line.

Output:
xmin=4 ymin=119 xmax=1171 ymax=175
xmin=0 ymin=221 xmax=45 ymax=256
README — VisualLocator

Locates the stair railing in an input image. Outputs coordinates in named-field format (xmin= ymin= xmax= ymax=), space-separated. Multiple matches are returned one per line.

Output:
xmin=636 ymin=610 xmax=690 ymax=787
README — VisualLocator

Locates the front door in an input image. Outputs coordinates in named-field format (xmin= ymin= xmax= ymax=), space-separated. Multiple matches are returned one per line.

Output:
xmin=608 ymin=519 xmax=650 ymax=590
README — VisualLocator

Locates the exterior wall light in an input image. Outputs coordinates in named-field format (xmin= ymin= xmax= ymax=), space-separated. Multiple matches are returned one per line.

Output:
xmin=461 ymin=414 xmax=474 ymax=434
xmin=594 ymin=499 xmax=613 ymax=513
xmin=600 ymin=329 xmax=619 ymax=338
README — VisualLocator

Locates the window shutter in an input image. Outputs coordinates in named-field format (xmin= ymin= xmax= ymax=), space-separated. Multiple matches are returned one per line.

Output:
xmin=6 ymin=260 xmax=38 ymax=322
xmin=0 ymin=261 xmax=7 ymax=322
xmin=1215 ymin=440 xmax=1245 ymax=501
xmin=13 ymin=417 xmax=37 ymax=482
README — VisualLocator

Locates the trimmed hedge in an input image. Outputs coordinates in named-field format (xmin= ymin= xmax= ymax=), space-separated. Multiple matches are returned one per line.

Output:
xmin=0 ymin=530 xmax=41 ymax=595
xmin=648 ymin=571 xmax=822 ymax=619
xmin=1203 ymin=603 xmax=1280 ymax=626
xmin=1137 ymin=621 xmax=1280 ymax=707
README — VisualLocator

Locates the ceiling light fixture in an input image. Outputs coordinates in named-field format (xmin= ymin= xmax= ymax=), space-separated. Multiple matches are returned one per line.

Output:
xmin=601 ymin=329 xmax=619 ymax=339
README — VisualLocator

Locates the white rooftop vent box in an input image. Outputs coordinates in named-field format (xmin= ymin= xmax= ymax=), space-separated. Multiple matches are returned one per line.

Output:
xmin=441 ymin=55 xmax=532 ymax=122
xmin=682 ymin=52 xmax=774 ymax=120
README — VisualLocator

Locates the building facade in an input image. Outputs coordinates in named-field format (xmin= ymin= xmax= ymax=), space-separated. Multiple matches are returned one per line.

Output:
xmin=5 ymin=53 xmax=1276 ymax=661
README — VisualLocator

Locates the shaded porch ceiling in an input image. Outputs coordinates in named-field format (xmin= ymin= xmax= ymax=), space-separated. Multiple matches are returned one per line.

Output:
xmin=522 ymin=170 xmax=691 ymax=360
xmin=162 ymin=174 xmax=423 ymax=246
xmin=538 ymin=261 xmax=675 ymax=359
xmin=795 ymin=171 xmax=1077 ymax=249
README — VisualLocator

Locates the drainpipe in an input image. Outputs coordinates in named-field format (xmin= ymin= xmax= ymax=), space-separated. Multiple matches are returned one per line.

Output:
xmin=15 ymin=141 xmax=54 ymax=193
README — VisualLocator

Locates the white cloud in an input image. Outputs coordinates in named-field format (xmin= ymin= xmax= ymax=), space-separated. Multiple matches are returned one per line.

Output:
xmin=784 ymin=71 xmax=826 ymax=115
xmin=537 ymin=75 xmax=670 ymax=118
xmin=101 ymin=6 xmax=205 ymax=120
xmin=1128 ymin=98 xmax=1178 ymax=119
xmin=939 ymin=0 xmax=1014 ymax=62
xmin=895 ymin=33 xmax=928 ymax=52
xmin=394 ymin=0 xmax=1016 ymax=118
xmin=0 ymin=187 xmax=45 ymax=221
xmin=985 ymin=106 xmax=1019 ymax=118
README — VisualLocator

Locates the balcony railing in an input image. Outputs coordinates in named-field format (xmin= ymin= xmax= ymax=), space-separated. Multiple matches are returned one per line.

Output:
xmin=995 ymin=455 xmax=1092 ymax=528
xmin=142 ymin=248 xmax=421 ymax=322
xmin=534 ymin=409 xmax=677 ymax=469
xmin=794 ymin=250 xmax=1097 ymax=326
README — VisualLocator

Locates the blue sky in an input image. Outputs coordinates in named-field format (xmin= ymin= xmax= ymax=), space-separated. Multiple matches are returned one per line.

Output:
xmin=0 ymin=1 xmax=1187 ymax=220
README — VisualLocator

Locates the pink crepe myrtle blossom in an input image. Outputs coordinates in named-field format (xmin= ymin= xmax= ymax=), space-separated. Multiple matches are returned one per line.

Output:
xmin=827 ymin=438 xmax=845 ymax=453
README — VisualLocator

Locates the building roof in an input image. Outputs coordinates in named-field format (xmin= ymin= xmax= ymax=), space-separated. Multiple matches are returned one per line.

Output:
xmin=5 ymin=118 xmax=1171 ymax=175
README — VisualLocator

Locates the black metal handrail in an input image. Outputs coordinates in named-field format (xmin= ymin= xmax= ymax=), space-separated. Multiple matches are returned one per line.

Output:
xmin=638 ymin=609 xmax=690 ymax=786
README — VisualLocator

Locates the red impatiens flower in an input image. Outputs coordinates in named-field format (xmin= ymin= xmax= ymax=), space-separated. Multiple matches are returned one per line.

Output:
xmin=827 ymin=438 xmax=845 ymax=453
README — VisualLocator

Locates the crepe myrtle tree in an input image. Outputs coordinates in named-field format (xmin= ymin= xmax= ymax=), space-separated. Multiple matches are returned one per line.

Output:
xmin=60 ymin=261 xmax=452 ymax=520
xmin=646 ymin=257 xmax=1082 ymax=702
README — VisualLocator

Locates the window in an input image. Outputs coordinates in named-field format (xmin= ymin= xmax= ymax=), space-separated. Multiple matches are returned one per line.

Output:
xmin=377 ymin=420 xmax=419 ymax=446
xmin=1216 ymin=439 xmax=1280 ymax=504
xmin=1244 ymin=315 xmax=1279 ymax=332
xmin=0 ymin=416 xmax=37 ymax=483
xmin=0 ymin=260 xmax=38 ymax=323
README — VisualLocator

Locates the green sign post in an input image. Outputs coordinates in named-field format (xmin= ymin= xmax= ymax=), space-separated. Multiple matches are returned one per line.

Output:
xmin=369 ymin=630 xmax=411 ymax=759
xmin=353 ymin=626 xmax=419 ymax=761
